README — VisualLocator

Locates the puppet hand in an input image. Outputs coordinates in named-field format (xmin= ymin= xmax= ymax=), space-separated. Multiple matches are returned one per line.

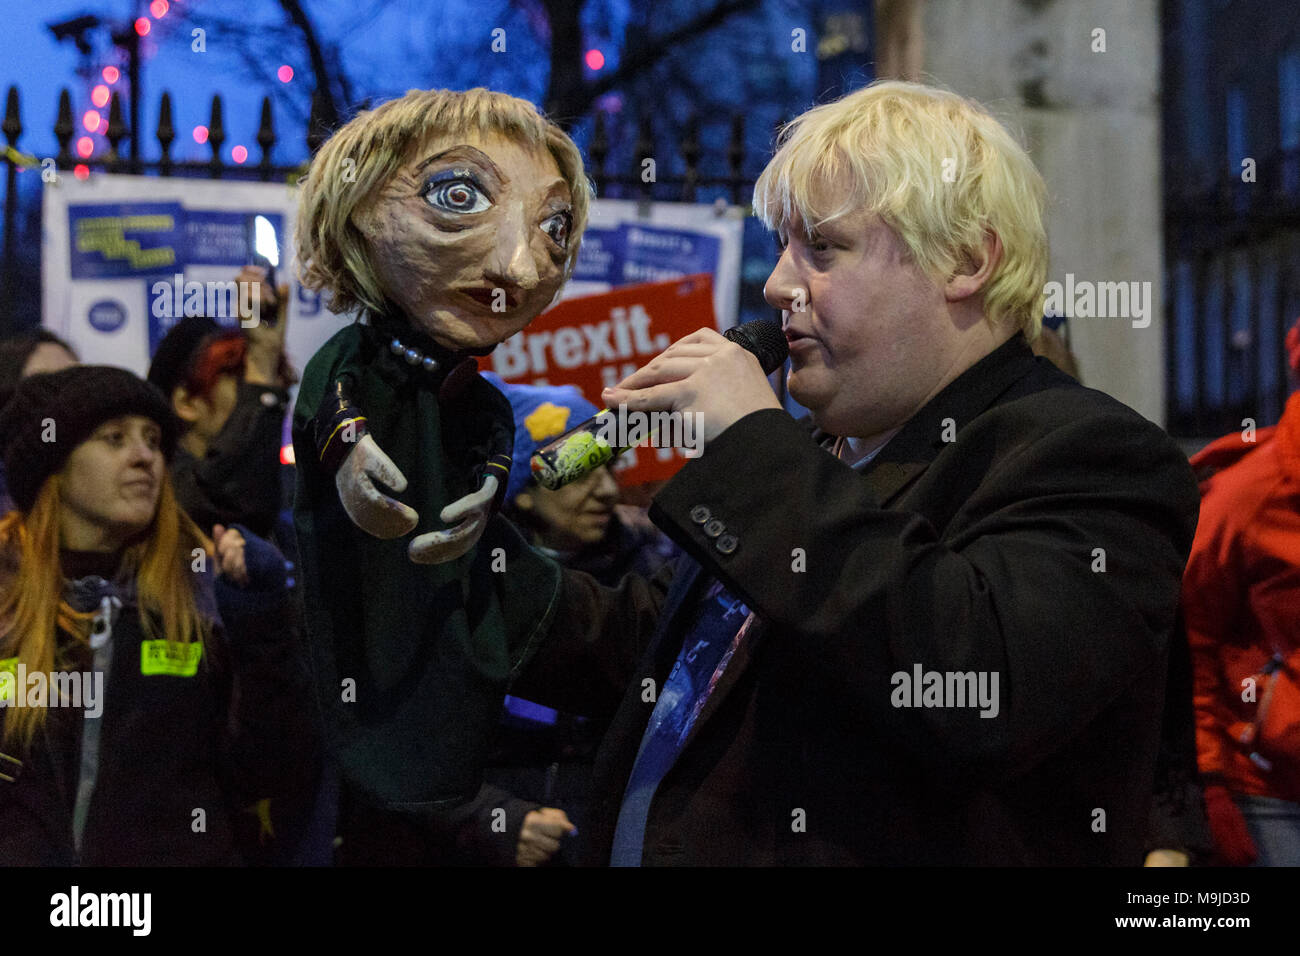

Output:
xmin=407 ymin=474 xmax=498 ymax=564
xmin=335 ymin=434 xmax=419 ymax=539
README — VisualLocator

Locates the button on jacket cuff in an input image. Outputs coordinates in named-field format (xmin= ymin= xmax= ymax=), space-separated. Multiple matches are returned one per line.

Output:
xmin=649 ymin=408 xmax=852 ymax=604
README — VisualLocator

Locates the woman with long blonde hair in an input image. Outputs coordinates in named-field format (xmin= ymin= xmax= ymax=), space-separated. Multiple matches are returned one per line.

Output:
xmin=0 ymin=365 xmax=311 ymax=864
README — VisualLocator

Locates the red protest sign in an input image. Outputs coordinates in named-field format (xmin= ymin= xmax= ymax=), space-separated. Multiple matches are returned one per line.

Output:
xmin=478 ymin=273 xmax=717 ymax=486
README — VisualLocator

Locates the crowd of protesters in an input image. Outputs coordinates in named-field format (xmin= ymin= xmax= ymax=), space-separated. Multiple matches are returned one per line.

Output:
xmin=2 ymin=297 xmax=1297 ymax=868
xmin=1 ymin=79 xmax=1298 ymax=867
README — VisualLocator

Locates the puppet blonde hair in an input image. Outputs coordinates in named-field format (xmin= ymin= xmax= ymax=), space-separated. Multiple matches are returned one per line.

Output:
xmin=296 ymin=87 xmax=593 ymax=317
xmin=753 ymin=80 xmax=1048 ymax=340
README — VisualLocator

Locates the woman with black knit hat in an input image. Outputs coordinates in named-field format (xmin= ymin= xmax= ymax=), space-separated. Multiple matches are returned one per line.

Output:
xmin=0 ymin=365 xmax=315 ymax=864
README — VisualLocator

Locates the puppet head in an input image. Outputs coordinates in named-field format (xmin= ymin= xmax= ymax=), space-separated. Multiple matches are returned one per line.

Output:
xmin=296 ymin=88 xmax=592 ymax=353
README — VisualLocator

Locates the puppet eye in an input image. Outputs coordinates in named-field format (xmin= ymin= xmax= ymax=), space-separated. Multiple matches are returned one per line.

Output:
xmin=541 ymin=210 xmax=572 ymax=249
xmin=422 ymin=171 xmax=493 ymax=214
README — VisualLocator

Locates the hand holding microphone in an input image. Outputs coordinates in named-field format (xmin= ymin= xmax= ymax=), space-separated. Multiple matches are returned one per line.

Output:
xmin=531 ymin=322 xmax=788 ymax=489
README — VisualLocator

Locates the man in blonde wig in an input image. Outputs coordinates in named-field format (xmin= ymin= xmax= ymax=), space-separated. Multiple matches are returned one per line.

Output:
xmin=291 ymin=88 xmax=632 ymax=863
xmin=559 ymin=81 xmax=1200 ymax=865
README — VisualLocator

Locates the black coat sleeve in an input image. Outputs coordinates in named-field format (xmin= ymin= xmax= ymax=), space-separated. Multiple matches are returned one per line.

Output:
xmin=1145 ymin=607 xmax=1214 ymax=860
xmin=213 ymin=529 xmax=320 ymax=807
xmin=508 ymin=559 xmax=673 ymax=719
xmin=434 ymin=783 xmax=541 ymax=866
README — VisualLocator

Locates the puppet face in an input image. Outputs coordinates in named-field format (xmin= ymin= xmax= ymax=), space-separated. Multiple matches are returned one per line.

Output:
xmin=353 ymin=131 xmax=574 ymax=353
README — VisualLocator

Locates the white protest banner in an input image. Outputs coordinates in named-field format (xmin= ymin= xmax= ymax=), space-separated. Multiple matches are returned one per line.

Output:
xmin=41 ymin=173 xmax=349 ymax=380
xmin=563 ymin=198 xmax=745 ymax=329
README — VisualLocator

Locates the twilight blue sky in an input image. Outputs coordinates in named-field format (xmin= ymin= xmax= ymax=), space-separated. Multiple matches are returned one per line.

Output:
xmin=1 ymin=0 xmax=630 ymax=165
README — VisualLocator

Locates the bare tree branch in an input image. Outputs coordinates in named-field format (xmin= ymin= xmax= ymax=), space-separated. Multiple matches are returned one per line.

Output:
xmin=540 ymin=0 xmax=761 ymax=123
xmin=277 ymin=0 xmax=343 ymax=129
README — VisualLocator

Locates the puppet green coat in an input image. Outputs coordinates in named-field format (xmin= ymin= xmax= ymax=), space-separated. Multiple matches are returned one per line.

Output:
xmin=292 ymin=312 xmax=564 ymax=822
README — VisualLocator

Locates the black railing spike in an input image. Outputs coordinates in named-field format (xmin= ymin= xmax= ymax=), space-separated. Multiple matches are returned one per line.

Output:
xmin=208 ymin=95 xmax=226 ymax=177
xmin=3 ymin=87 xmax=22 ymax=146
xmin=106 ymin=92 xmax=127 ymax=142
xmin=307 ymin=87 xmax=329 ymax=154
xmin=257 ymin=97 xmax=275 ymax=180
xmin=54 ymin=89 xmax=74 ymax=168
xmin=207 ymin=94 xmax=225 ymax=143
xmin=156 ymin=92 xmax=174 ymax=144
xmin=156 ymin=91 xmax=174 ymax=176
xmin=105 ymin=92 xmax=127 ymax=171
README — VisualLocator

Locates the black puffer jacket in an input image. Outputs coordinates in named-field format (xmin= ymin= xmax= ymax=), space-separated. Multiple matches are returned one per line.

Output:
xmin=0 ymin=534 xmax=316 ymax=865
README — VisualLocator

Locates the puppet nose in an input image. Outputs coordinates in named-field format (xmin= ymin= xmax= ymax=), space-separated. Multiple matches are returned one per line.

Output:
xmin=486 ymin=210 xmax=540 ymax=291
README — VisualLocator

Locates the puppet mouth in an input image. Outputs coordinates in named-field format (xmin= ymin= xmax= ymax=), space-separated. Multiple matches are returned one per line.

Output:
xmin=456 ymin=286 xmax=520 ymax=312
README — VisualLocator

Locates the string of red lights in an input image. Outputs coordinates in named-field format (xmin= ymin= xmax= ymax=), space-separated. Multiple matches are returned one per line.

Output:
xmin=70 ymin=0 xmax=300 ymax=179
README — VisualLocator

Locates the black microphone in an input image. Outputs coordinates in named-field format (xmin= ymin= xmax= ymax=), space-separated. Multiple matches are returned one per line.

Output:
xmin=528 ymin=321 xmax=789 ymax=489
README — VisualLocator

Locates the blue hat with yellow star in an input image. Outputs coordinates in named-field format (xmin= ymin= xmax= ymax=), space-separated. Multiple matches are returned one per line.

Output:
xmin=481 ymin=372 xmax=601 ymax=503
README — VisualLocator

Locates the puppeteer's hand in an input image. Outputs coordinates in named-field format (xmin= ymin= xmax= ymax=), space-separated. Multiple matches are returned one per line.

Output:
xmin=407 ymin=474 xmax=498 ymax=565
xmin=601 ymin=327 xmax=782 ymax=447
xmin=336 ymin=434 xmax=419 ymax=539
xmin=1143 ymin=849 xmax=1190 ymax=867
xmin=516 ymin=807 xmax=576 ymax=867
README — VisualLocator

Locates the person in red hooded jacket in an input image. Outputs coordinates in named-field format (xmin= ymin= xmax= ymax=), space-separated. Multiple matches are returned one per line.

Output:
xmin=1184 ymin=319 xmax=1300 ymax=866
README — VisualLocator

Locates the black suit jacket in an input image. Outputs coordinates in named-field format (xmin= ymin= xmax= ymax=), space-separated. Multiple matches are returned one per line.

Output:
xmin=531 ymin=332 xmax=1200 ymax=866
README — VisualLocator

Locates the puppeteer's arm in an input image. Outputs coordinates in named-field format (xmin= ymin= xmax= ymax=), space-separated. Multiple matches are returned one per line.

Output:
xmin=508 ymin=555 xmax=674 ymax=718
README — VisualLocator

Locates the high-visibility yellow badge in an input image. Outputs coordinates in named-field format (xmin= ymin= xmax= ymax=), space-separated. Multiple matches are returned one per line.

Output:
xmin=140 ymin=640 xmax=202 ymax=677
xmin=0 ymin=658 xmax=15 ymax=702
